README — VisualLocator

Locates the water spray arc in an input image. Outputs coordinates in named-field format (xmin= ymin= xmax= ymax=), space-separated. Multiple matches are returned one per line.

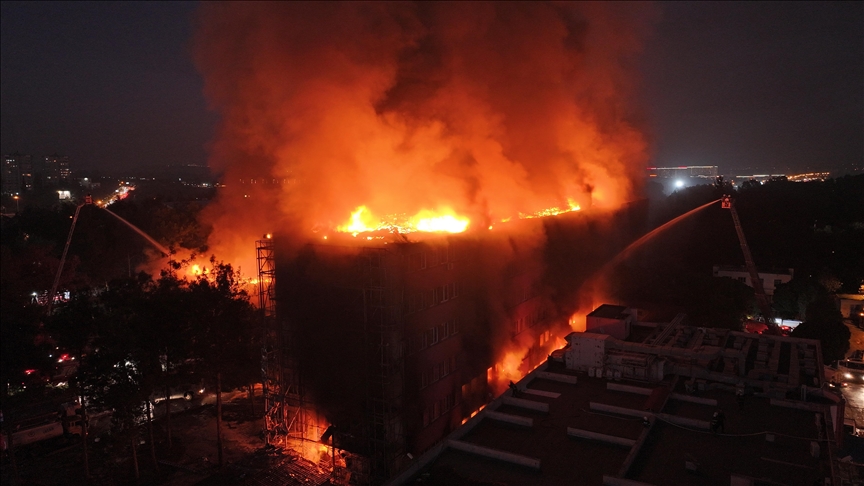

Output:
xmin=597 ymin=199 xmax=721 ymax=279
xmin=101 ymin=207 xmax=171 ymax=256
xmin=47 ymin=197 xmax=171 ymax=314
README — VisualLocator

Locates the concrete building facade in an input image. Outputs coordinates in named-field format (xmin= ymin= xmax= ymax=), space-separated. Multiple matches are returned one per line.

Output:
xmin=713 ymin=264 xmax=794 ymax=296
xmin=258 ymin=201 xmax=649 ymax=484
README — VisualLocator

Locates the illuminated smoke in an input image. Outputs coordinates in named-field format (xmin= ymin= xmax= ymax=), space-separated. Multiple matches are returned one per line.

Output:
xmin=192 ymin=1 xmax=656 ymax=261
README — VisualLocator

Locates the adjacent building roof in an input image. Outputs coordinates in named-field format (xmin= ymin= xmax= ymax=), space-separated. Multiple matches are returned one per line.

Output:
xmin=588 ymin=304 xmax=630 ymax=320
xmin=392 ymin=317 xmax=841 ymax=486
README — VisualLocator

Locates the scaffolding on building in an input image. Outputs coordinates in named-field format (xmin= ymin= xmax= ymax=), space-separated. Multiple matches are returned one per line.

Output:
xmin=361 ymin=247 xmax=406 ymax=483
xmin=258 ymin=235 xmax=331 ymax=457
xmin=257 ymin=237 xmax=284 ymax=446
xmin=259 ymin=239 xmax=407 ymax=484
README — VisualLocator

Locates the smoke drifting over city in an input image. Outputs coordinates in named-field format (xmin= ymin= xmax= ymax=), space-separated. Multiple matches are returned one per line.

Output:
xmin=193 ymin=2 xmax=655 ymax=258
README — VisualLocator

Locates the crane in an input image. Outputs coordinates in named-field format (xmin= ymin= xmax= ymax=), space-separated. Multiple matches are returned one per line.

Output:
xmin=721 ymin=195 xmax=779 ymax=334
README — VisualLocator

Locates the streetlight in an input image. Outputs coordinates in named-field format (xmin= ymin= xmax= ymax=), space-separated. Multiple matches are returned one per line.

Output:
xmin=13 ymin=194 xmax=19 ymax=212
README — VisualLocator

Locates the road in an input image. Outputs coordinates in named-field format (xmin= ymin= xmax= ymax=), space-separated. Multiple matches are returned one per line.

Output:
xmin=842 ymin=383 xmax=864 ymax=427
xmin=843 ymin=322 xmax=864 ymax=427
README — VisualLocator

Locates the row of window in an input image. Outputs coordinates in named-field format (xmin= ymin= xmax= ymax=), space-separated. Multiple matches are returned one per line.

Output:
xmin=422 ymin=390 xmax=459 ymax=428
xmin=419 ymin=355 xmax=458 ymax=389
xmin=407 ymin=319 xmax=459 ymax=355
xmin=405 ymin=282 xmax=460 ymax=314
xmin=538 ymin=330 xmax=553 ymax=347
xmin=408 ymin=246 xmax=457 ymax=272
xmin=511 ymin=305 xmax=549 ymax=336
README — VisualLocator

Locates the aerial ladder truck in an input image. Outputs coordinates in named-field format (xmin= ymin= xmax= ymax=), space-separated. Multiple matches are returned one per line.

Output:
xmin=721 ymin=195 xmax=779 ymax=335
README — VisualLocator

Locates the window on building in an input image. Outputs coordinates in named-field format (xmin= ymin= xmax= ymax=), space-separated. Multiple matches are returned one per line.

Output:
xmin=409 ymin=252 xmax=427 ymax=271
xmin=427 ymin=326 xmax=439 ymax=346
xmin=408 ymin=334 xmax=428 ymax=355
xmin=445 ymin=392 xmax=456 ymax=411
xmin=422 ymin=406 xmax=432 ymax=427
xmin=446 ymin=318 xmax=458 ymax=336
xmin=428 ymin=249 xmax=439 ymax=267
xmin=433 ymin=362 xmax=443 ymax=382
xmin=407 ymin=293 xmax=419 ymax=314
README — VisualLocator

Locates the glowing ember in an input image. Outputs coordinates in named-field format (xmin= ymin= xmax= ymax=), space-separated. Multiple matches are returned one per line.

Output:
xmin=518 ymin=198 xmax=581 ymax=220
xmin=336 ymin=205 xmax=469 ymax=236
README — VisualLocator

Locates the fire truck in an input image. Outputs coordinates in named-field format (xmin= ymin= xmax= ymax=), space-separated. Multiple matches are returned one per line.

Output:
xmin=1 ymin=402 xmax=82 ymax=451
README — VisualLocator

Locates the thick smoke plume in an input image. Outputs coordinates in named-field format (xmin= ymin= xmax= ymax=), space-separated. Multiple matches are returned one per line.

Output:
xmin=193 ymin=2 xmax=654 ymax=264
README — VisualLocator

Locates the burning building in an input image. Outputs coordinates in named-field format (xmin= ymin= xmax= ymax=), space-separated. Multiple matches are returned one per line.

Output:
xmin=255 ymin=204 xmax=647 ymax=483
xmin=192 ymin=2 xmax=657 ymax=483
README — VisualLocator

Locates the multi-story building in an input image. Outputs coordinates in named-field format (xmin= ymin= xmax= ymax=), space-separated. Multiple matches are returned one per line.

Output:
xmin=2 ymin=153 xmax=33 ymax=195
xmin=42 ymin=154 xmax=71 ymax=186
xmin=712 ymin=265 xmax=793 ymax=297
xmin=646 ymin=165 xmax=720 ymax=192
xmin=646 ymin=165 xmax=718 ymax=179
xmin=258 ymin=203 xmax=647 ymax=484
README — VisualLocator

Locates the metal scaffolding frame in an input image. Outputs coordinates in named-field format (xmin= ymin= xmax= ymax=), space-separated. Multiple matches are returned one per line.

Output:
xmin=361 ymin=247 xmax=405 ymax=483
xmin=260 ymin=239 xmax=407 ymax=484
xmin=257 ymin=237 xmax=286 ymax=446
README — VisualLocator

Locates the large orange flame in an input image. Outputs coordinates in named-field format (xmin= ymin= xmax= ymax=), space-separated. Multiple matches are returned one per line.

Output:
xmin=336 ymin=205 xmax=470 ymax=236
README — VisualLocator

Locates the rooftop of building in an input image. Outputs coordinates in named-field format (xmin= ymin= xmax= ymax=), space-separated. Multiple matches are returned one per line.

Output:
xmin=712 ymin=265 xmax=794 ymax=276
xmin=395 ymin=318 xmax=839 ymax=486
xmin=588 ymin=304 xmax=630 ymax=320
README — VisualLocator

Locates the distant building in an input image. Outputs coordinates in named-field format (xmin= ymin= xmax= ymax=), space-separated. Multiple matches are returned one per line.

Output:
xmin=713 ymin=265 xmax=793 ymax=296
xmin=646 ymin=165 xmax=719 ymax=192
xmin=42 ymin=154 xmax=71 ymax=186
xmin=838 ymin=294 xmax=864 ymax=321
xmin=646 ymin=165 xmax=718 ymax=179
xmin=2 ymin=153 xmax=33 ymax=195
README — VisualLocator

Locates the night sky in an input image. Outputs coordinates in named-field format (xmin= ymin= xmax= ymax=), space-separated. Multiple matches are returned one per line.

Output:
xmin=1 ymin=1 xmax=861 ymax=175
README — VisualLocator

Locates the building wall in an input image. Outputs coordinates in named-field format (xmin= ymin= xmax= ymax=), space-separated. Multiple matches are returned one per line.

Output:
xmin=712 ymin=265 xmax=793 ymax=295
xmin=270 ymin=201 xmax=651 ymax=481
xmin=2 ymin=153 xmax=32 ymax=195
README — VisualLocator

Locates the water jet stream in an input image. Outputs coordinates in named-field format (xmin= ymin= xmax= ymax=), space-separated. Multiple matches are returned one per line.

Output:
xmin=599 ymin=198 xmax=720 ymax=278
xmin=571 ymin=199 xmax=721 ymax=318
xmin=101 ymin=207 xmax=171 ymax=256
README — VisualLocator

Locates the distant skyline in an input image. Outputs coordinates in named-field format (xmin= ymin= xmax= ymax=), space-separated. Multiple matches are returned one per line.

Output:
xmin=1 ymin=1 xmax=861 ymax=175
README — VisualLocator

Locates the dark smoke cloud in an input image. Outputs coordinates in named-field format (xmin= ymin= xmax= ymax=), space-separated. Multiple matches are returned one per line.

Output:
xmin=192 ymin=1 xmax=656 ymax=264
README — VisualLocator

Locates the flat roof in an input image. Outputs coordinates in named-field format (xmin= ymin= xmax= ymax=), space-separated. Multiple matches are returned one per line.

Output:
xmin=400 ymin=341 xmax=835 ymax=485
xmin=588 ymin=304 xmax=629 ymax=320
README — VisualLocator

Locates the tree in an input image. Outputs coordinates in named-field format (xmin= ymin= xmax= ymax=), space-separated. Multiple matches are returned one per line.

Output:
xmin=773 ymin=278 xmax=819 ymax=320
xmin=47 ymin=290 xmax=106 ymax=479
xmin=186 ymin=259 xmax=258 ymax=467
xmin=79 ymin=349 xmax=149 ymax=481
xmin=791 ymin=294 xmax=850 ymax=364
xmin=74 ymin=273 xmax=163 ymax=478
